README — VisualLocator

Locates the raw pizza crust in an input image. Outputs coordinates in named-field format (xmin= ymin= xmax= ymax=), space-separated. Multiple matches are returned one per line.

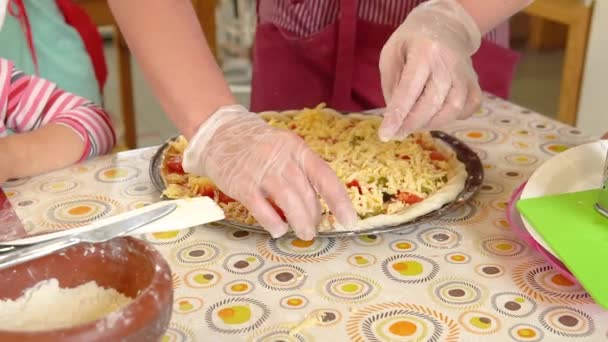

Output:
xmin=159 ymin=108 xmax=468 ymax=232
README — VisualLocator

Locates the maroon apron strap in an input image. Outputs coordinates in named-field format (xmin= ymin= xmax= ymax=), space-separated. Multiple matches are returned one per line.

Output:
xmin=330 ymin=0 xmax=358 ymax=109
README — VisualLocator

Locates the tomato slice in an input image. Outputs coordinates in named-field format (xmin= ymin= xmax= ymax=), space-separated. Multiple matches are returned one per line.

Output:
xmin=320 ymin=137 xmax=337 ymax=144
xmin=397 ymin=191 xmax=423 ymax=205
xmin=430 ymin=151 xmax=446 ymax=161
xmin=218 ymin=191 xmax=236 ymax=204
xmin=346 ymin=179 xmax=362 ymax=195
xmin=166 ymin=155 xmax=185 ymax=174
xmin=197 ymin=184 xmax=216 ymax=198
xmin=268 ymin=199 xmax=287 ymax=222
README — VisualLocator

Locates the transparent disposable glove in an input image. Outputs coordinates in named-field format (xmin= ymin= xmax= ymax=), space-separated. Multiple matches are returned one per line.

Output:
xmin=182 ymin=105 xmax=358 ymax=240
xmin=378 ymin=0 xmax=483 ymax=141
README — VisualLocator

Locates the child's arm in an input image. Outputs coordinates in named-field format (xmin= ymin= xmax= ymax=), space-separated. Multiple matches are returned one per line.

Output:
xmin=0 ymin=59 xmax=115 ymax=182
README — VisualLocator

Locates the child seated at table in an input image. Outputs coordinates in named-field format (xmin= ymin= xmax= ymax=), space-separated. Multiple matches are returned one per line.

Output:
xmin=0 ymin=58 xmax=115 ymax=183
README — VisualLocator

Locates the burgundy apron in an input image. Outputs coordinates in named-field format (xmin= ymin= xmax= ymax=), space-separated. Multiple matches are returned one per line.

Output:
xmin=250 ymin=0 xmax=520 ymax=112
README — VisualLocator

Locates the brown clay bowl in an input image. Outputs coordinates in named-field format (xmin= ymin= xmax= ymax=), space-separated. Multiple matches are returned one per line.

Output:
xmin=0 ymin=237 xmax=173 ymax=342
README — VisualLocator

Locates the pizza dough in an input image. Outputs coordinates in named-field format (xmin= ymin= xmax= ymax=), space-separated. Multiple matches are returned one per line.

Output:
xmin=159 ymin=105 xmax=467 ymax=232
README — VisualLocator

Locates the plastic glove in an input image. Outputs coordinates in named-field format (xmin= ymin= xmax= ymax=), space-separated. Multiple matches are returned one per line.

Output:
xmin=378 ymin=0 xmax=483 ymax=141
xmin=182 ymin=105 xmax=358 ymax=240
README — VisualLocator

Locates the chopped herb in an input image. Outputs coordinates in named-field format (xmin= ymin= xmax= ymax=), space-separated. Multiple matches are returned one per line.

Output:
xmin=421 ymin=186 xmax=432 ymax=195
xmin=377 ymin=176 xmax=388 ymax=187
xmin=361 ymin=207 xmax=383 ymax=218
xmin=441 ymin=175 xmax=448 ymax=183
xmin=368 ymin=176 xmax=375 ymax=183
xmin=349 ymin=136 xmax=364 ymax=147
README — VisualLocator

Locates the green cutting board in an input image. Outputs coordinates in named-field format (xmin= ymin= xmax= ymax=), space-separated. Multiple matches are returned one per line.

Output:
xmin=517 ymin=188 xmax=608 ymax=308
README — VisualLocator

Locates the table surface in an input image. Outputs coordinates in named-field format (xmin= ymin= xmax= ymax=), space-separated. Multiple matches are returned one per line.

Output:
xmin=2 ymin=95 xmax=607 ymax=341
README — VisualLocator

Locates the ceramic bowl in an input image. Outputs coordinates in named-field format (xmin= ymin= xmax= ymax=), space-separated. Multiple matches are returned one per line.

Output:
xmin=0 ymin=237 xmax=173 ymax=341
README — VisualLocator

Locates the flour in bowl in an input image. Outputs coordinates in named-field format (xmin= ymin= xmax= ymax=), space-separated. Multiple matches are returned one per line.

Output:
xmin=0 ymin=278 xmax=132 ymax=331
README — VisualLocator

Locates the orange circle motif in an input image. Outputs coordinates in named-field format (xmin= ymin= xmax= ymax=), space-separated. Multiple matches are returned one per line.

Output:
xmin=389 ymin=321 xmax=417 ymax=336
xmin=291 ymin=239 xmax=314 ymax=248
xmin=287 ymin=298 xmax=303 ymax=306
xmin=518 ymin=328 xmax=536 ymax=338
xmin=451 ymin=255 xmax=465 ymax=262
xmin=231 ymin=284 xmax=248 ymax=292
xmin=67 ymin=205 xmax=92 ymax=216
xmin=551 ymin=274 xmax=575 ymax=287
xmin=218 ymin=308 xmax=234 ymax=318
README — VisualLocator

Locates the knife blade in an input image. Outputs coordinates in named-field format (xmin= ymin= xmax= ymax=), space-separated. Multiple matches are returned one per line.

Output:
xmin=0 ymin=202 xmax=177 ymax=271
xmin=595 ymin=147 xmax=608 ymax=218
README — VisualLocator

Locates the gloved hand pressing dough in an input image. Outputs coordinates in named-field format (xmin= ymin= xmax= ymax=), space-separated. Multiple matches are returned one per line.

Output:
xmin=182 ymin=105 xmax=359 ymax=240
xmin=379 ymin=0 xmax=483 ymax=141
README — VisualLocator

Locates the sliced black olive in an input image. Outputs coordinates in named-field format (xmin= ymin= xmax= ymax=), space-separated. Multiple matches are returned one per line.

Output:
xmin=382 ymin=192 xmax=395 ymax=202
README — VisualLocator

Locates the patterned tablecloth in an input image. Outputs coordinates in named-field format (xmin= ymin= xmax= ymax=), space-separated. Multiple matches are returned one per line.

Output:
xmin=2 ymin=95 xmax=608 ymax=341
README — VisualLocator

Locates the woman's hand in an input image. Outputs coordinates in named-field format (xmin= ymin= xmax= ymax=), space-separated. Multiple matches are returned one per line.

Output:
xmin=182 ymin=105 xmax=358 ymax=240
xmin=378 ymin=0 xmax=483 ymax=142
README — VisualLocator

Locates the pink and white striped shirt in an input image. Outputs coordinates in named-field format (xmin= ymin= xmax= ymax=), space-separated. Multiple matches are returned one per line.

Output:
xmin=259 ymin=0 xmax=509 ymax=47
xmin=0 ymin=58 xmax=115 ymax=160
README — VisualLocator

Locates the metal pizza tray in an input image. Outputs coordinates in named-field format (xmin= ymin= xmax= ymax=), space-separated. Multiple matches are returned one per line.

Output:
xmin=149 ymin=130 xmax=483 ymax=237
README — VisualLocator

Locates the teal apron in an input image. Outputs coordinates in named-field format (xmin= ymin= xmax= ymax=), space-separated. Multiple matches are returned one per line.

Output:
xmin=0 ymin=0 xmax=101 ymax=105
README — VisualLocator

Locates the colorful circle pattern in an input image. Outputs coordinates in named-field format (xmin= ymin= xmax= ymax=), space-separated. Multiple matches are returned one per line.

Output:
xmin=173 ymin=297 xmax=204 ymax=315
xmin=38 ymin=179 xmax=79 ymax=193
xmin=247 ymin=324 xmax=311 ymax=342
xmin=347 ymin=253 xmax=377 ymax=267
xmin=437 ymin=200 xmax=487 ymax=224
xmin=162 ymin=323 xmax=195 ymax=341
xmin=480 ymin=237 xmax=526 ymax=257
xmin=318 ymin=273 xmax=380 ymax=303
xmin=310 ymin=308 xmax=342 ymax=327
xmin=346 ymin=303 xmax=460 ymax=342
xmin=173 ymin=241 xmax=223 ymax=266
xmin=184 ymin=269 xmax=221 ymax=289
xmin=491 ymin=292 xmax=537 ymax=318
xmin=257 ymin=236 xmax=347 ymax=263
xmin=505 ymin=154 xmax=539 ymax=166
xmin=475 ymin=264 xmax=505 ymax=278
xmin=382 ymin=254 xmax=439 ymax=284
xmin=445 ymin=252 xmax=471 ymax=264
xmin=143 ymin=228 xmax=195 ymax=246
xmin=458 ymin=310 xmax=501 ymax=335
xmin=205 ymin=297 xmax=270 ymax=334
xmin=451 ymin=127 xmax=502 ymax=145
xmin=42 ymin=195 xmax=121 ymax=228
xmin=512 ymin=259 xmax=593 ymax=304
xmin=223 ymin=280 xmax=255 ymax=296
xmin=280 ymin=295 xmax=309 ymax=310
xmin=258 ymin=264 xmax=307 ymax=291
xmin=353 ymin=234 xmax=384 ymax=246
xmin=417 ymin=227 xmax=462 ymax=249
xmin=223 ymin=253 xmax=265 ymax=275
xmin=389 ymin=240 xmax=417 ymax=253
xmin=540 ymin=141 xmax=574 ymax=155
xmin=508 ymin=324 xmax=544 ymax=342
xmin=95 ymin=166 xmax=140 ymax=183
xmin=430 ymin=278 xmax=487 ymax=309
xmin=122 ymin=182 xmax=157 ymax=197
xmin=539 ymin=306 xmax=595 ymax=338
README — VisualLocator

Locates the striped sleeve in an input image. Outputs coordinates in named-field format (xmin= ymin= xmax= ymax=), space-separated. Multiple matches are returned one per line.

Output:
xmin=0 ymin=58 xmax=115 ymax=160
